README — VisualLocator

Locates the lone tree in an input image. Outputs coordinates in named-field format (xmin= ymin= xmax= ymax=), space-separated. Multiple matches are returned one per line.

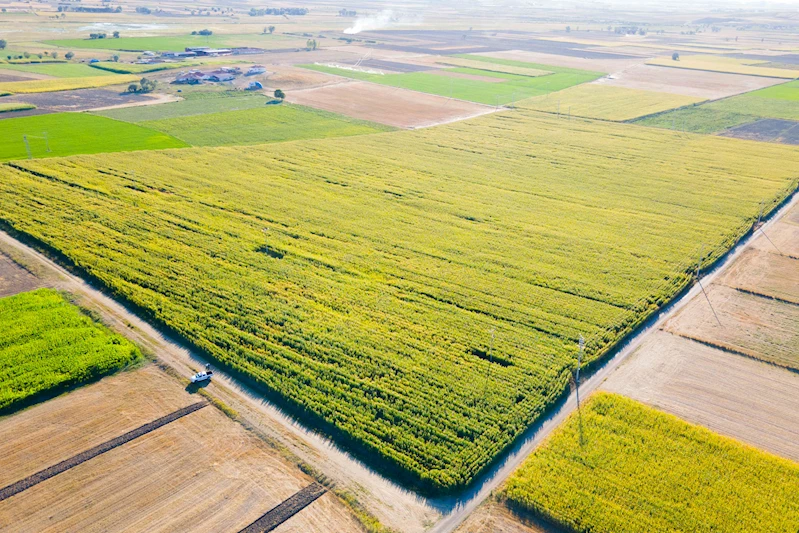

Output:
xmin=0 ymin=39 xmax=6 ymax=50
xmin=65 ymin=51 xmax=74 ymax=60
xmin=274 ymin=89 xmax=285 ymax=99
xmin=268 ymin=25 xmax=275 ymax=34
xmin=111 ymin=54 xmax=120 ymax=62
xmin=113 ymin=31 xmax=120 ymax=38
xmin=672 ymin=52 xmax=680 ymax=61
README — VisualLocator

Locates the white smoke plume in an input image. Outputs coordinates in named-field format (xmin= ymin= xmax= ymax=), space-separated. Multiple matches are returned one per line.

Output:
xmin=344 ymin=10 xmax=399 ymax=35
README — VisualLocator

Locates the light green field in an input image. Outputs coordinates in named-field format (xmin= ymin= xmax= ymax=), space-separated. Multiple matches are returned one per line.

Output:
xmin=95 ymin=94 xmax=270 ymax=122
xmin=0 ymin=62 xmax=116 ymax=78
xmin=635 ymin=80 xmax=799 ymax=133
xmin=0 ymin=110 xmax=795 ymax=490
xmin=0 ymin=113 xmax=187 ymax=161
xmin=0 ymin=288 xmax=141 ymax=414
xmin=45 ymin=33 xmax=292 ymax=52
xmin=302 ymin=55 xmax=603 ymax=105
xmin=140 ymin=104 xmax=392 ymax=146
xmin=506 ymin=393 xmax=799 ymax=532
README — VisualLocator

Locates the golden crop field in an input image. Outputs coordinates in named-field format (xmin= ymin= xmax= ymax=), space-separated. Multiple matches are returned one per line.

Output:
xmin=647 ymin=55 xmax=799 ymax=79
xmin=505 ymin=393 xmax=799 ymax=532
xmin=0 ymin=75 xmax=139 ymax=94
xmin=0 ymin=110 xmax=795 ymax=491
xmin=435 ymin=58 xmax=552 ymax=77
xmin=517 ymin=84 xmax=705 ymax=121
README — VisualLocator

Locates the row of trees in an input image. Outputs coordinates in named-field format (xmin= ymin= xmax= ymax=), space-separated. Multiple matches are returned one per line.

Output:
xmin=4 ymin=50 xmax=73 ymax=60
xmin=88 ymin=31 xmax=120 ymax=39
xmin=248 ymin=7 xmax=308 ymax=16
xmin=190 ymin=29 xmax=213 ymax=36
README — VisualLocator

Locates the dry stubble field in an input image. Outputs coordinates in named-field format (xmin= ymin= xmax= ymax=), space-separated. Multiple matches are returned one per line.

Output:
xmin=286 ymin=80 xmax=498 ymax=128
xmin=0 ymin=365 xmax=362 ymax=533
xmin=602 ymin=201 xmax=799 ymax=463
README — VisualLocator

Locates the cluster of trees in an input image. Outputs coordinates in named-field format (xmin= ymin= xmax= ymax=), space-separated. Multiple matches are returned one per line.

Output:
xmin=88 ymin=32 xmax=113 ymax=39
xmin=135 ymin=6 xmax=151 ymax=14
xmin=4 ymin=50 xmax=61 ymax=60
xmin=306 ymin=39 xmax=318 ymax=50
xmin=127 ymin=77 xmax=156 ymax=93
xmin=0 ymin=39 xmax=6 ymax=50
xmin=248 ymin=7 xmax=308 ymax=16
xmin=339 ymin=8 xmax=356 ymax=16
xmin=58 ymin=5 xmax=121 ymax=12
xmin=613 ymin=26 xmax=647 ymax=35
xmin=263 ymin=25 xmax=276 ymax=34
xmin=190 ymin=29 xmax=213 ymax=36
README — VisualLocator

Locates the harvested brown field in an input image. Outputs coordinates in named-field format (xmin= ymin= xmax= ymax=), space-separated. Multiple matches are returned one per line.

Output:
xmin=602 ymin=331 xmax=799 ymax=463
xmin=266 ymin=65 xmax=346 ymax=90
xmin=481 ymin=49 xmax=642 ymax=75
xmin=593 ymin=64 xmax=782 ymax=99
xmin=718 ymin=248 xmax=799 ymax=304
xmin=0 ymin=365 xmax=362 ymax=533
xmin=602 ymin=199 xmax=799 ymax=463
xmin=285 ymin=80 xmax=497 ymax=128
xmin=663 ymin=284 xmax=799 ymax=369
xmin=454 ymin=498 xmax=561 ymax=533
xmin=428 ymin=69 xmax=507 ymax=82
xmin=0 ymin=252 xmax=39 ymax=297
xmin=721 ymin=118 xmax=799 ymax=145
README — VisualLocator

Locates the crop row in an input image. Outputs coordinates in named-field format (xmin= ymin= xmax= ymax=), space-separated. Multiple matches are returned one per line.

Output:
xmin=0 ymin=110 xmax=795 ymax=490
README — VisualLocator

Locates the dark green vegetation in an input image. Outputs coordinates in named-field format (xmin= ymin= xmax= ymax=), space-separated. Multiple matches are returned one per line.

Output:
xmin=0 ymin=102 xmax=35 ymax=113
xmin=505 ymin=393 xmax=799 ymax=532
xmin=88 ymin=62 xmax=187 ymax=74
xmin=0 ymin=288 xmax=141 ymax=414
xmin=635 ymin=80 xmax=799 ymax=133
xmin=0 ymin=111 xmax=795 ymax=490
xmin=138 ymin=104 xmax=393 ymax=146
xmin=0 ymin=113 xmax=187 ymax=161
xmin=302 ymin=54 xmax=603 ymax=105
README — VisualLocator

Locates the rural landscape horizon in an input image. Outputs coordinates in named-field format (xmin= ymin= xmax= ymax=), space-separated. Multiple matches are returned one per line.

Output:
xmin=0 ymin=0 xmax=798 ymax=532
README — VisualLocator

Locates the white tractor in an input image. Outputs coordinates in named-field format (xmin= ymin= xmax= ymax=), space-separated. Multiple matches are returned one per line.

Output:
xmin=191 ymin=363 xmax=214 ymax=383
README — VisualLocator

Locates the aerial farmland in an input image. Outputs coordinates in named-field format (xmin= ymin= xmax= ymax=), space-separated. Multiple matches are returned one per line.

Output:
xmin=0 ymin=1 xmax=798 ymax=532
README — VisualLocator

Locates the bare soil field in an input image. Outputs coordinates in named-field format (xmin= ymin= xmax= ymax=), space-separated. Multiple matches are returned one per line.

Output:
xmin=593 ymin=64 xmax=782 ymax=99
xmin=602 ymin=331 xmax=799 ymax=463
xmin=721 ymin=118 xmax=799 ymax=145
xmin=265 ymin=64 xmax=348 ymax=90
xmin=718 ymin=248 xmax=799 ymax=304
xmin=481 ymin=49 xmax=642 ymax=75
xmin=0 ymin=365 xmax=362 ymax=533
xmin=285 ymin=80 xmax=497 ymax=128
xmin=663 ymin=284 xmax=799 ymax=369
xmin=455 ymin=500 xmax=551 ymax=533
xmin=0 ymin=252 xmax=39 ymax=297
xmin=0 ymin=88 xmax=159 ymax=119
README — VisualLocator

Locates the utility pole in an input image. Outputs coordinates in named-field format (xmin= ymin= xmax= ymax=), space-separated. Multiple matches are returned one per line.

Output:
xmin=23 ymin=136 xmax=31 ymax=159
xmin=696 ymin=246 xmax=722 ymax=327
xmin=576 ymin=335 xmax=585 ymax=447
xmin=754 ymin=201 xmax=783 ymax=255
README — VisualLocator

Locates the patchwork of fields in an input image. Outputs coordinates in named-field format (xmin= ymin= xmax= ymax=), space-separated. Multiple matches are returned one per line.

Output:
xmin=302 ymin=55 xmax=604 ymax=105
xmin=635 ymin=80 xmax=799 ymax=133
xmin=0 ymin=288 xmax=141 ymax=414
xmin=505 ymin=393 xmax=799 ymax=533
xmin=0 ymin=110 xmax=795 ymax=490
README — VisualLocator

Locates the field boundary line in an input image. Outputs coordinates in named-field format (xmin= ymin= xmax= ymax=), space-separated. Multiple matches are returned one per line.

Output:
xmin=0 ymin=401 xmax=207 ymax=502
xmin=238 ymin=482 xmax=327 ymax=533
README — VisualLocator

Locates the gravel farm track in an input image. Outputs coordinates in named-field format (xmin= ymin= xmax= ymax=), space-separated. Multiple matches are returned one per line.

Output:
xmin=0 ymin=186 xmax=796 ymax=533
